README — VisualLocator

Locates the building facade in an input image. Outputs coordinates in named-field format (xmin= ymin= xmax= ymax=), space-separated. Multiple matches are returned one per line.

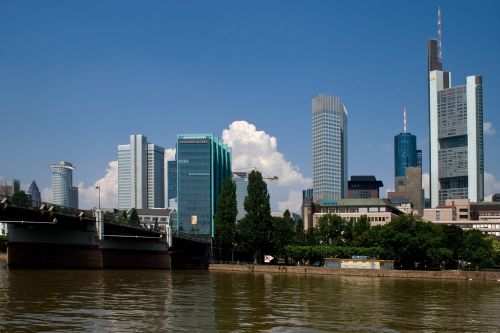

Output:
xmin=167 ymin=160 xmax=177 ymax=204
xmin=176 ymin=134 xmax=231 ymax=237
xmin=28 ymin=180 xmax=41 ymax=205
xmin=51 ymin=161 xmax=78 ymax=208
xmin=429 ymin=72 xmax=484 ymax=207
xmin=233 ymin=172 xmax=248 ymax=221
xmin=118 ymin=135 xmax=165 ymax=210
xmin=312 ymin=199 xmax=403 ymax=228
xmin=312 ymin=94 xmax=348 ymax=203
xmin=394 ymin=132 xmax=417 ymax=179
xmin=423 ymin=199 xmax=500 ymax=237
xmin=428 ymin=11 xmax=484 ymax=207
xmin=347 ymin=176 xmax=383 ymax=199
xmin=0 ymin=179 xmax=20 ymax=196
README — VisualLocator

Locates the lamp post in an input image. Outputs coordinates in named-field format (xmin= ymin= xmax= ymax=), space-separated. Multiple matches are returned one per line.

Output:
xmin=95 ymin=186 xmax=101 ymax=210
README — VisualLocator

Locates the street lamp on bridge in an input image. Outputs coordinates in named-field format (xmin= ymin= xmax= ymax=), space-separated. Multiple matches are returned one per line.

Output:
xmin=95 ymin=186 xmax=101 ymax=210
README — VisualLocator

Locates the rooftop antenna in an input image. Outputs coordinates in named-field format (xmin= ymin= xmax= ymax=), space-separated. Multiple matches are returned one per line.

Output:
xmin=437 ymin=7 xmax=442 ymax=63
xmin=403 ymin=106 xmax=407 ymax=133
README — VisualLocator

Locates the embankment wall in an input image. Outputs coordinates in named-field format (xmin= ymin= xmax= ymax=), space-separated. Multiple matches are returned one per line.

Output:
xmin=209 ymin=264 xmax=500 ymax=281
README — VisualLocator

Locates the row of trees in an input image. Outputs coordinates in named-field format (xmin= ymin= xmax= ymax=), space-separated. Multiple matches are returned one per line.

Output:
xmin=214 ymin=171 xmax=500 ymax=268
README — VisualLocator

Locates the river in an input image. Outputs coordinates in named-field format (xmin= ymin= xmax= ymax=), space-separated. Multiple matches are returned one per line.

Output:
xmin=1 ymin=262 xmax=500 ymax=332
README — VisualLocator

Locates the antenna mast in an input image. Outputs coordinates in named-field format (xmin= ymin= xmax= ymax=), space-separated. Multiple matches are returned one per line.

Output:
xmin=437 ymin=7 xmax=442 ymax=63
xmin=403 ymin=106 xmax=407 ymax=133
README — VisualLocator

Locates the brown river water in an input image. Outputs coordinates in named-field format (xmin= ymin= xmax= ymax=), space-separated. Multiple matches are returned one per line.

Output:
xmin=1 ymin=262 xmax=500 ymax=332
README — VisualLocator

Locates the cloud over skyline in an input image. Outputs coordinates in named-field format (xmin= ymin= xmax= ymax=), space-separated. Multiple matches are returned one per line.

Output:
xmin=484 ymin=122 xmax=496 ymax=135
xmin=222 ymin=120 xmax=312 ymax=213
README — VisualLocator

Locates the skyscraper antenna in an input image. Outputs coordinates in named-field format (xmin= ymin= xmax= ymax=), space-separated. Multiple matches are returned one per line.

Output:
xmin=437 ymin=7 xmax=442 ymax=63
xmin=403 ymin=106 xmax=407 ymax=133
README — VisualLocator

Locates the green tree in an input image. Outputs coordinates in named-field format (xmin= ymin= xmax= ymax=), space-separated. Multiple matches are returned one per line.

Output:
xmin=315 ymin=214 xmax=345 ymax=245
xmin=460 ymin=229 xmax=495 ymax=269
xmin=353 ymin=215 xmax=371 ymax=237
xmin=129 ymin=209 xmax=140 ymax=227
xmin=214 ymin=177 xmax=237 ymax=256
xmin=119 ymin=211 xmax=128 ymax=224
xmin=271 ymin=210 xmax=296 ymax=255
xmin=293 ymin=218 xmax=306 ymax=245
xmin=0 ymin=235 xmax=8 ymax=252
xmin=237 ymin=171 xmax=272 ymax=263
xmin=12 ymin=191 xmax=29 ymax=207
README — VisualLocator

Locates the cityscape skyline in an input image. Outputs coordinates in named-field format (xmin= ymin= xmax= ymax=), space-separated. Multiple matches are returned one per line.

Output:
xmin=1 ymin=2 xmax=499 ymax=212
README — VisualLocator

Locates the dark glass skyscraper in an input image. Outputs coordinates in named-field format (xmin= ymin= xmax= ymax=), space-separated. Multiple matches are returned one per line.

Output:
xmin=394 ymin=133 xmax=417 ymax=178
xmin=176 ymin=134 xmax=231 ymax=237
xmin=167 ymin=160 xmax=177 ymax=202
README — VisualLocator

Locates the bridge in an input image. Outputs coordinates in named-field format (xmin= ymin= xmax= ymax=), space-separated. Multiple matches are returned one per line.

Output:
xmin=0 ymin=195 xmax=212 ymax=269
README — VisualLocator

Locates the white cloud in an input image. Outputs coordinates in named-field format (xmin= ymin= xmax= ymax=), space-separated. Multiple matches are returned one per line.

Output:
xmin=484 ymin=172 xmax=500 ymax=199
xmin=222 ymin=120 xmax=312 ymax=213
xmin=165 ymin=148 xmax=176 ymax=161
xmin=385 ymin=188 xmax=394 ymax=198
xmin=77 ymin=161 xmax=118 ymax=209
xmin=484 ymin=122 xmax=496 ymax=135
xmin=422 ymin=173 xmax=430 ymax=198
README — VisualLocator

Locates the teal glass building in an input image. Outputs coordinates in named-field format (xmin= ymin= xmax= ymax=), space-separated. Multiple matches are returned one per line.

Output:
xmin=176 ymin=134 xmax=231 ymax=237
xmin=394 ymin=133 xmax=417 ymax=178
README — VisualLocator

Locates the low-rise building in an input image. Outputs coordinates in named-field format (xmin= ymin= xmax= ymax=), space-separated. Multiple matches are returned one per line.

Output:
xmin=423 ymin=199 xmax=500 ymax=237
xmin=312 ymin=198 xmax=403 ymax=228
xmin=134 ymin=208 xmax=176 ymax=233
xmin=0 ymin=221 xmax=6 ymax=236
xmin=348 ymin=176 xmax=383 ymax=199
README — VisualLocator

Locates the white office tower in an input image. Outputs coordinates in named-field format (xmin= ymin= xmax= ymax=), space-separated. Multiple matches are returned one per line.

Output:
xmin=51 ymin=161 xmax=78 ymax=208
xmin=312 ymin=94 xmax=348 ymax=203
xmin=427 ymin=8 xmax=484 ymax=207
xmin=429 ymin=72 xmax=484 ymax=207
xmin=118 ymin=135 xmax=165 ymax=209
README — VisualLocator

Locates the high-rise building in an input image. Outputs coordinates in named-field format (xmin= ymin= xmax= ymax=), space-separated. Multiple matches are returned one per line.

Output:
xmin=393 ymin=108 xmax=423 ymax=215
xmin=51 ymin=161 xmax=78 ymax=208
xmin=0 ymin=179 xmax=20 ymax=196
xmin=167 ymin=160 xmax=177 ymax=203
xmin=28 ymin=180 xmax=41 ymax=205
xmin=118 ymin=135 xmax=165 ymax=209
xmin=312 ymin=94 xmax=348 ymax=203
xmin=232 ymin=172 xmax=248 ymax=221
xmin=176 ymin=134 xmax=231 ymax=236
xmin=394 ymin=133 xmax=417 ymax=179
xmin=428 ymin=9 xmax=484 ymax=207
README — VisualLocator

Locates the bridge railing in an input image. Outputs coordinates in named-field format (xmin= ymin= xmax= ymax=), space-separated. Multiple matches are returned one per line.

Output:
xmin=0 ymin=194 xmax=95 ymax=219
xmin=172 ymin=230 xmax=212 ymax=244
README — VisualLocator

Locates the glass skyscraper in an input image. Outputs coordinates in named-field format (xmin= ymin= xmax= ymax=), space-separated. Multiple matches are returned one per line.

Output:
xmin=394 ymin=133 xmax=418 ymax=178
xmin=51 ymin=161 xmax=78 ymax=208
xmin=176 ymin=134 xmax=231 ymax=237
xmin=118 ymin=135 xmax=165 ymax=209
xmin=233 ymin=172 xmax=248 ymax=221
xmin=312 ymin=94 xmax=348 ymax=202
xmin=167 ymin=160 xmax=177 ymax=203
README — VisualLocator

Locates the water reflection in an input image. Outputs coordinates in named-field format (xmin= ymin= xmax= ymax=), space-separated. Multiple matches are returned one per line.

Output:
xmin=1 ymin=266 xmax=500 ymax=332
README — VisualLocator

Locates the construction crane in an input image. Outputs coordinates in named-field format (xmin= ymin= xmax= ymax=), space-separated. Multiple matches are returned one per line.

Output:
xmin=232 ymin=168 xmax=278 ymax=181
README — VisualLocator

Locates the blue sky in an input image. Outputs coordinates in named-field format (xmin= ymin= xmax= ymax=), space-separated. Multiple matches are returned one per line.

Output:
xmin=1 ymin=1 xmax=499 ymax=210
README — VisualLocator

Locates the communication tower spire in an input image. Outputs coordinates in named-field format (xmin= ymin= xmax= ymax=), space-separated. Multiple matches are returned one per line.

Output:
xmin=437 ymin=7 xmax=442 ymax=63
xmin=403 ymin=106 xmax=407 ymax=133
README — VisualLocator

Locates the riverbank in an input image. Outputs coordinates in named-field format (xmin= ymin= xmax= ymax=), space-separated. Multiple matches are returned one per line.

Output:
xmin=209 ymin=264 xmax=500 ymax=281
xmin=0 ymin=252 xmax=6 ymax=263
